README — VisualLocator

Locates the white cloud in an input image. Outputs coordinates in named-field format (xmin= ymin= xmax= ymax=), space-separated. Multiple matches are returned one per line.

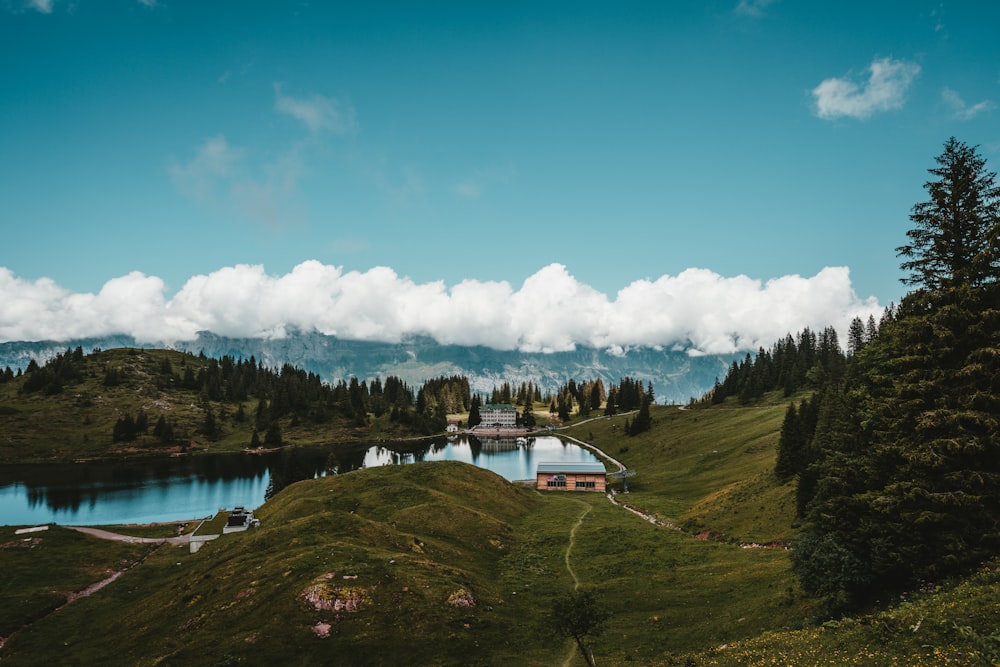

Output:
xmin=0 ymin=268 xmax=171 ymax=343
xmin=941 ymin=87 xmax=994 ymax=120
xmin=0 ymin=263 xmax=882 ymax=356
xmin=168 ymin=135 xmax=242 ymax=202
xmin=27 ymin=0 xmax=52 ymax=12
xmin=169 ymin=135 xmax=303 ymax=228
xmin=813 ymin=57 xmax=921 ymax=120
xmin=734 ymin=0 xmax=779 ymax=17
xmin=274 ymin=83 xmax=357 ymax=135
xmin=169 ymin=85 xmax=356 ymax=226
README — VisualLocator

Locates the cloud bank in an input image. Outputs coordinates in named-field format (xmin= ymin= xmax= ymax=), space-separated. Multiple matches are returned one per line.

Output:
xmin=0 ymin=263 xmax=881 ymax=356
xmin=813 ymin=57 xmax=920 ymax=120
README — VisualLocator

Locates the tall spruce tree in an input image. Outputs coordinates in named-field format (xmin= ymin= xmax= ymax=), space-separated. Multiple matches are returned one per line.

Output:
xmin=793 ymin=138 xmax=1000 ymax=609
xmin=468 ymin=395 xmax=482 ymax=428
xmin=897 ymin=137 xmax=1000 ymax=291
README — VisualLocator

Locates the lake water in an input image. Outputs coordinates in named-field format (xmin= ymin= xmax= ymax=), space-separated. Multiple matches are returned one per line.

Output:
xmin=0 ymin=435 xmax=600 ymax=526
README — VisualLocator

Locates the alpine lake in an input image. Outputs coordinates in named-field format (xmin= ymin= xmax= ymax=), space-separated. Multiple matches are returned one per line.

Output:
xmin=0 ymin=435 xmax=600 ymax=526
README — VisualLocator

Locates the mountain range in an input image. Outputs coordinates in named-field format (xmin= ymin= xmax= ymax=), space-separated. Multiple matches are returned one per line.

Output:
xmin=0 ymin=331 xmax=737 ymax=404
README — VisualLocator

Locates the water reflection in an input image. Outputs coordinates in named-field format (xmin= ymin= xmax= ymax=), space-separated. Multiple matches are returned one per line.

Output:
xmin=0 ymin=454 xmax=274 ymax=526
xmin=0 ymin=435 xmax=598 ymax=526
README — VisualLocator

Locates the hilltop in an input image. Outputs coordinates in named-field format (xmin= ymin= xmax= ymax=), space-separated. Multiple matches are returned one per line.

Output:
xmin=0 ymin=346 xmax=458 ymax=463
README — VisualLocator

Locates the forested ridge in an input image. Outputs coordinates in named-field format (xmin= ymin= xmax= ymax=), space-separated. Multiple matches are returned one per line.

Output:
xmin=1 ymin=339 xmax=663 ymax=461
xmin=0 ymin=347 xmax=474 ymax=454
xmin=710 ymin=137 xmax=1000 ymax=613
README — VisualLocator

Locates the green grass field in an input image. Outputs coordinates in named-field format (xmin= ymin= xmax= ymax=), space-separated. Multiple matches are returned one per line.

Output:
xmin=2 ymin=396 xmax=998 ymax=665
xmin=0 ymin=525 xmax=158 ymax=641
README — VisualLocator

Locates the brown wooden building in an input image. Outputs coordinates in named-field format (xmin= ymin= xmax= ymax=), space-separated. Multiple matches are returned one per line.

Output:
xmin=536 ymin=462 xmax=607 ymax=492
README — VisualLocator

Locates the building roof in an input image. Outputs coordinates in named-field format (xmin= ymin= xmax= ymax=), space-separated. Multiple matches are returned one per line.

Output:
xmin=537 ymin=462 xmax=607 ymax=475
xmin=483 ymin=403 xmax=516 ymax=411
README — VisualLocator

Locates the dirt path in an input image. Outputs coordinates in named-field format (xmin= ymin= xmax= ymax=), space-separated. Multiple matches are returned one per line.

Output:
xmin=605 ymin=494 xmax=681 ymax=531
xmin=556 ymin=430 xmax=628 ymax=473
xmin=66 ymin=526 xmax=190 ymax=545
xmin=565 ymin=501 xmax=591 ymax=591
xmin=561 ymin=500 xmax=592 ymax=667
xmin=1 ymin=528 xmax=176 ymax=653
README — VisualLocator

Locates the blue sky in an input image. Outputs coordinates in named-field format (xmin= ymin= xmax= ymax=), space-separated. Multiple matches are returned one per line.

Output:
xmin=1 ymin=1 xmax=998 ymax=352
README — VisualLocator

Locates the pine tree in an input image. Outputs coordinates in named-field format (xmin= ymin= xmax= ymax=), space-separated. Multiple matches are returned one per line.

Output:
xmin=201 ymin=406 xmax=218 ymax=440
xmin=774 ymin=403 xmax=802 ymax=482
xmin=628 ymin=395 xmax=652 ymax=436
xmin=522 ymin=404 xmax=536 ymax=428
xmin=135 ymin=409 xmax=149 ymax=435
xmin=846 ymin=316 xmax=866 ymax=356
xmin=897 ymin=137 xmax=1000 ymax=291
xmin=792 ymin=139 xmax=1000 ymax=608
xmin=604 ymin=388 xmax=617 ymax=416
xmin=265 ymin=421 xmax=283 ymax=447
xmin=468 ymin=395 xmax=482 ymax=428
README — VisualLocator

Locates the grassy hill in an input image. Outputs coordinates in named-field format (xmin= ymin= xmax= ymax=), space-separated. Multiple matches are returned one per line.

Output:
xmin=2 ymin=398 xmax=998 ymax=665
xmin=676 ymin=560 xmax=1000 ymax=666
xmin=0 ymin=525 xmax=159 ymax=643
xmin=0 ymin=347 xmax=418 ymax=463
xmin=1 ymin=462 xmax=540 ymax=665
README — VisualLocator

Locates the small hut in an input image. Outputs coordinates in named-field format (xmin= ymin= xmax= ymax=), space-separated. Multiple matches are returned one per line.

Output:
xmin=536 ymin=462 xmax=607 ymax=492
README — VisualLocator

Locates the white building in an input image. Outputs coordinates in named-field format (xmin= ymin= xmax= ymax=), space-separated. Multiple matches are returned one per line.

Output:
xmin=480 ymin=403 xmax=518 ymax=428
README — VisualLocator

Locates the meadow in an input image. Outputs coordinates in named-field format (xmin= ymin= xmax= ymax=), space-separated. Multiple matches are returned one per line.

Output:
xmin=1 ymin=399 xmax=998 ymax=665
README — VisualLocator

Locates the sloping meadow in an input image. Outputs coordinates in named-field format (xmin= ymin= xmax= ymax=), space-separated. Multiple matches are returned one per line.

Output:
xmin=0 ymin=462 xmax=540 ymax=666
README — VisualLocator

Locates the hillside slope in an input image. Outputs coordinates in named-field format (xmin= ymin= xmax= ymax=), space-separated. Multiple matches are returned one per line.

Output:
xmin=1 ymin=462 xmax=539 ymax=666
xmin=4 ymin=401 xmax=997 ymax=665
xmin=0 ymin=347 xmax=414 ymax=463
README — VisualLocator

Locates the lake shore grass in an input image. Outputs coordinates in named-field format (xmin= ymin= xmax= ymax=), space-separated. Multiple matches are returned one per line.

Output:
xmin=192 ymin=512 xmax=229 ymax=537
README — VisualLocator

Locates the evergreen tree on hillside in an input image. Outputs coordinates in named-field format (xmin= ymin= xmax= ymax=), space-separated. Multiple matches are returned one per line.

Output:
xmin=774 ymin=403 xmax=803 ymax=482
xmin=604 ymin=388 xmax=617 ymax=416
xmin=112 ymin=413 xmax=137 ymax=442
xmin=264 ymin=421 xmax=283 ymax=447
xmin=201 ymin=406 xmax=219 ymax=440
xmin=897 ymin=137 xmax=1000 ymax=291
xmin=846 ymin=316 xmax=866 ymax=356
xmin=557 ymin=394 xmax=571 ymax=422
xmin=468 ymin=394 xmax=482 ymax=428
xmin=793 ymin=138 xmax=1000 ymax=609
xmin=521 ymin=403 xmax=536 ymax=428
xmin=628 ymin=394 xmax=652 ymax=436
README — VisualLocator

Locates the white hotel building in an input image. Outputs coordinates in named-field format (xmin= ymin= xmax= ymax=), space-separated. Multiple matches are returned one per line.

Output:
xmin=480 ymin=403 xmax=518 ymax=428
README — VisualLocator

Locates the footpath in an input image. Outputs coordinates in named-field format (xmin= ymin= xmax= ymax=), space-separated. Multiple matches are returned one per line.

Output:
xmin=66 ymin=525 xmax=191 ymax=545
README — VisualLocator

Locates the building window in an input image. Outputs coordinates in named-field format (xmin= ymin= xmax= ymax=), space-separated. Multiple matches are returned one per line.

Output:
xmin=575 ymin=480 xmax=596 ymax=489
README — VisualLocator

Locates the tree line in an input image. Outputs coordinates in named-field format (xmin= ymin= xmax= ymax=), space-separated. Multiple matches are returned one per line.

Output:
xmin=464 ymin=376 xmax=654 ymax=434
